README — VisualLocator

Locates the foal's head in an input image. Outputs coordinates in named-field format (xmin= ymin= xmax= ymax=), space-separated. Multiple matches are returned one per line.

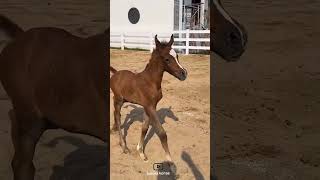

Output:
xmin=153 ymin=35 xmax=187 ymax=81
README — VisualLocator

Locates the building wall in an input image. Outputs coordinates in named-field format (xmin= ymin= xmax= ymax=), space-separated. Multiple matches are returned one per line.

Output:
xmin=110 ymin=0 xmax=174 ymax=34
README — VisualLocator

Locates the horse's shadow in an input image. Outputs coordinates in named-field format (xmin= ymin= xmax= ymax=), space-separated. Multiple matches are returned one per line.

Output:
xmin=181 ymin=151 xmax=205 ymax=180
xmin=46 ymin=136 xmax=108 ymax=180
xmin=120 ymin=104 xmax=179 ymax=149
xmin=156 ymin=151 xmax=205 ymax=180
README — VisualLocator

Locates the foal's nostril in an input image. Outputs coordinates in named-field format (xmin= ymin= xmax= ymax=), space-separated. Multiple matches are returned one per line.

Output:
xmin=181 ymin=70 xmax=185 ymax=77
xmin=183 ymin=69 xmax=188 ymax=76
xmin=180 ymin=69 xmax=187 ymax=78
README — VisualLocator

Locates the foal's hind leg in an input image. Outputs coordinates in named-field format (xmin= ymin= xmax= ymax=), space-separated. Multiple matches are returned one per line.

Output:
xmin=145 ymin=107 xmax=172 ymax=162
xmin=10 ymin=109 xmax=46 ymax=180
xmin=113 ymin=96 xmax=129 ymax=153
xmin=137 ymin=111 xmax=150 ymax=161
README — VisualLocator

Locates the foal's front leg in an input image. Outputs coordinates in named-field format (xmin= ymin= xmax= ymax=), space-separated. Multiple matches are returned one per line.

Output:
xmin=137 ymin=111 xmax=150 ymax=161
xmin=145 ymin=107 xmax=172 ymax=162
xmin=113 ymin=96 xmax=129 ymax=153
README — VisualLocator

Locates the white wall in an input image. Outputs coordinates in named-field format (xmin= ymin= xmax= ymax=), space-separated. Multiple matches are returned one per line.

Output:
xmin=110 ymin=0 xmax=174 ymax=34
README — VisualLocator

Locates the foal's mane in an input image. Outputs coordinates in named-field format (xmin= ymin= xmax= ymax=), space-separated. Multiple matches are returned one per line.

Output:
xmin=144 ymin=42 xmax=168 ymax=70
xmin=157 ymin=40 xmax=170 ymax=48
xmin=145 ymin=40 xmax=172 ymax=69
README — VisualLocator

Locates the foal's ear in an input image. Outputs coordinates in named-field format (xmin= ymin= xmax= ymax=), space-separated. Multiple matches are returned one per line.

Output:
xmin=167 ymin=34 xmax=174 ymax=47
xmin=155 ymin=35 xmax=161 ymax=49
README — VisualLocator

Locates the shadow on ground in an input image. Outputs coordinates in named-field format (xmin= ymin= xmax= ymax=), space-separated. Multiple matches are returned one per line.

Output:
xmin=181 ymin=151 xmax=205 ymax=180
xmin=120 ymin=104 xmax=178 ymax=149
xmin=156 ymin=161 xmax=177 ymax=180
xmin=156 ymin=151 xmax=205 ymax=180
xmin=45 ymin=136 xmax=108 ymax=180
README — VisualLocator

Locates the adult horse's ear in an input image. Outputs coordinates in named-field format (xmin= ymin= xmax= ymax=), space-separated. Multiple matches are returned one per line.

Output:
xmin=167 ymin=34 xmax=174 ymax=47
xmin=155 ymin=35 xmax=161 ymax=48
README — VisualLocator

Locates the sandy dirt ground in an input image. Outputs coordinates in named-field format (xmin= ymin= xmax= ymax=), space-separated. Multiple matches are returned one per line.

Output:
xmin=0 ymin=1 xmax=106 ymax=179
xmin=214 ymin=0 xmax=320 ymax=179
xmin=110 ymin=49 xmax=210 ymax=180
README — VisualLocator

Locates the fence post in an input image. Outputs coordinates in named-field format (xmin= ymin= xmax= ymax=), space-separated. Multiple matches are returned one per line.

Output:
xmin=149 ymin=32 xmax=153 ymax=53
xmin=186 ymin=29 xmax=190 ymax=55
xmin=120 ymin=33 xmax=124 ymax=50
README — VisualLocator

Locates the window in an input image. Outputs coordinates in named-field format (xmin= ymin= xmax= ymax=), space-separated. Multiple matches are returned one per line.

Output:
xmin=128 ymin=7 xmax=140 ymax=24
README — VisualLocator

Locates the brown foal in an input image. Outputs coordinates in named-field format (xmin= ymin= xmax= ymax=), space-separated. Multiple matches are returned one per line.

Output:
xmin=110 ymin=35 xmax=187 ymax=162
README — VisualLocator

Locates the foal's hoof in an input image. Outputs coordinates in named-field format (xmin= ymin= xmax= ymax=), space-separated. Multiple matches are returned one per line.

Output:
xmin=110 ymin=128 xmax=118 ymax=134
xmin=143 ymin=157 xmax=149 ymax=162
xmin=166 ymin=154 xmax=173 ymax=162
xmin=139 ymin=153 xmax=148 ymax=162
xmin=110 ymin=130 xmax=117 ymax=134
xmin=123 ymin=147 xmax=130 ymax=154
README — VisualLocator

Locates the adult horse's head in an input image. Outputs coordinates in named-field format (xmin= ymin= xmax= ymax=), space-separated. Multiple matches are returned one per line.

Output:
xmin=212 ymin=0 xmax=248 ymax=61
xmin=154 ymin=34 xmax=187 ymax=81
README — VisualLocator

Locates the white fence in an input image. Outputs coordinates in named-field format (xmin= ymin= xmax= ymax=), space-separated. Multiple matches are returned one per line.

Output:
xmin=110 ymin=30 xmax=210 ymax=55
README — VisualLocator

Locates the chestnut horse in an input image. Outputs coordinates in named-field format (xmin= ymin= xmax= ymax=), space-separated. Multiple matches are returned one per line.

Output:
xmin=110 ymin=35 xmax=187 ymax=162
xmin=0 ymin=15 xmax=108 ymax=180
xmin=212 ymin=0 xmax=248 ymax=61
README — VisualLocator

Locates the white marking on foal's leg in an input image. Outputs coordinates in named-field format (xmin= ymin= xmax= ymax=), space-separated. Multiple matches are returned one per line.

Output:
xmin=137 ymin=142 xmax=148 ymax=162
xmin=166 ymin=154 xmax=173 ymax=162
xmin=136 ymin=142 xmax=141 ymax=151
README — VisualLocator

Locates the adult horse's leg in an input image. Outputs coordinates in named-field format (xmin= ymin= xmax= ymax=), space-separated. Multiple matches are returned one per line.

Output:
xmin=113 ymin=96 xmax=129 ymax=153
xmin=145 ymin=107 xmax=172 ymax=162
xmin=10 ymin=109 xmax=46 ymax=180
xmin=137 ymin=111 xmax=150 ymax=161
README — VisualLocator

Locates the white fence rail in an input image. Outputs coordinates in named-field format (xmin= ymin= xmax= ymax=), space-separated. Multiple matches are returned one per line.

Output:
xmin=110 ymin=30 xmax=210 ymax=55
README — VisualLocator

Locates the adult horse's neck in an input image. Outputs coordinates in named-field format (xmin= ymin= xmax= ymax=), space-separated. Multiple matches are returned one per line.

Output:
xmin=141 ymin=51 xmax=164 ymax=89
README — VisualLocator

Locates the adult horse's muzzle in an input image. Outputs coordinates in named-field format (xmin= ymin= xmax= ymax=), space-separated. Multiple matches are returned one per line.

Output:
xmin=213 ymin=22 xmax=248 ymax=62
xmin=212 ymin=0 xmax=248 ymax=62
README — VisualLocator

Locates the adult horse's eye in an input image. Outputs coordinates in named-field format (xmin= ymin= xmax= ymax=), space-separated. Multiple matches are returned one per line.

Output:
xmin=165 ymin=59 xmax=170 ymax=63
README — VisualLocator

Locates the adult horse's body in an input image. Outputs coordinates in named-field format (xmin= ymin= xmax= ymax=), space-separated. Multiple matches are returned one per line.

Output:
xmin=212 ymin=0 xmax=248 ymax=61
xmin=110 ymin=35 xmax=187 ymax=162
xmin=0 ymin=15 xmax=108 ymax=180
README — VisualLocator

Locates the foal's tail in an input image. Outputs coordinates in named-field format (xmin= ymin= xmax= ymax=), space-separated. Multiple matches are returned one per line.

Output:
xmin=0 ymin=15 xmax=24 ymax=42
xmin=110 ymin=66 xmax=117 ymax=74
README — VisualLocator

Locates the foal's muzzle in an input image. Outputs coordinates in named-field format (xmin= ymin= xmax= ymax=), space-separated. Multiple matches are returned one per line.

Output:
xmin=178 ymin=68 xmax=187 ymax=81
